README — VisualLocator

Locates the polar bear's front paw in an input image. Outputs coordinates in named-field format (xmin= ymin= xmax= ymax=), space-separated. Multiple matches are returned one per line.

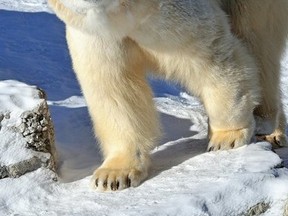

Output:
xmin=90 ymin=156 xmax=149 ymax=191
xmin=208 ymin=128 xmax=251 ymax=151
xmin=90 ymin=168 xmax=146 ymax=191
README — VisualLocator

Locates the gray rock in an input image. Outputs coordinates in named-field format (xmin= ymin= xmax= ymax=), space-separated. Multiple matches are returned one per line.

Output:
xmin=6 ymin=157 xmax=42 ymax=178
xmin=0 ymin=85 xmax=57 ymax=179
xmin=17 ymin=91 xmax=57 ymax=172
xmin=0 ymin=114 xmax=4 ymax=122
xmin=20 ymin=107 xmax=55 ymax=152
xmin=4 ymin=112 xmax=10 ymax=120
xmin=284 ymin=200 xmax=288 ymax=216
xmin=0 ymin=166 xmax=8 ymax=179
xmin=243 ymin=202 xmax=270 ymax=216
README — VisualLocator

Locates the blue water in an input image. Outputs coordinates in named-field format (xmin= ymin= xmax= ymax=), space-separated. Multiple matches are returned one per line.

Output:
xmin=0 ymin=10 xmax=182 ymax=100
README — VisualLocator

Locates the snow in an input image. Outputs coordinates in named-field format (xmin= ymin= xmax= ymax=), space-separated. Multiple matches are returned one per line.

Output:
xmin=48 ymin=96 xmax=86 ymax=108
xmin=0 ymin=1 xmax=288 ymax=215
xmin=1 ymin=142 xmax=287 ymax=215
xmin=0 ymin=0 xmax=51 ymax=13
xmin=0 ymin=80 xmax=43 ymax=115
xmin=0 ymin=128 xmax=32 ymax=165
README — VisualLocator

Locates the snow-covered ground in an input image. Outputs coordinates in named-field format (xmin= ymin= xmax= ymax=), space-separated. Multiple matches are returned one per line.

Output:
xmin=0 ymin=1 xmax=288 ymax=215
xmin=0 ymin=0 xmax=50 ymax=12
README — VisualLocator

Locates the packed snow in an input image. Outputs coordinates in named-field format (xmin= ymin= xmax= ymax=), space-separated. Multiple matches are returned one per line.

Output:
xmin=0 ymin=1 xmax=288 ymax=215
xmin=0 ymin=0 xmax=50 ymax=12
xmin=0 ymin=80 xmax=43 ymax=116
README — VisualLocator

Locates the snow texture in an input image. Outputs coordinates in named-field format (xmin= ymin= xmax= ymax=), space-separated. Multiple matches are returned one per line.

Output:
xmin=0 ymin=1 xmax=288 ymax=215
xmin=0 ymin=0 xmax=51 ymax=13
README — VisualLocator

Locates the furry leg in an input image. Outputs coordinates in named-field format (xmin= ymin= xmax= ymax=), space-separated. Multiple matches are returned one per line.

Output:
xmin=66 ymin=28 xmax=160 ymax=191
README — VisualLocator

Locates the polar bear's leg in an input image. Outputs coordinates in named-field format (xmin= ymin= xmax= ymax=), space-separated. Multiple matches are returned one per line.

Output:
xmin=202 ymin=81 xmax=257 ymax=151
xmin=223 ymin=0 xmax=288 ymax=147
xmin=66 ymin=28 xmax=160 ymax=191
xmin=249 ymin=34 xmax=286 ymax=146
xmin=48 ymin=0 xmax=85 ymax=29
xmin=258 ymin=105 xmax=288 ymax=148
xmin=205 ymin=93 xmax=256 ymax=151
xmin=153 ymin=35 xmax=260 ymax=151
xmin=200 ymin=44 xmax=260 ymax=151
xmin=268 ymin=107 xmax=288 ymax=147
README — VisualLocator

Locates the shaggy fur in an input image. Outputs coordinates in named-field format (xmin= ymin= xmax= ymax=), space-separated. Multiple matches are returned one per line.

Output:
xmin=48 ymin=0 xmax=288 ymax=191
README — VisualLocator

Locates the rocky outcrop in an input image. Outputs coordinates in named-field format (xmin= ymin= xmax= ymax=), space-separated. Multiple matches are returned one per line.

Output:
xmin=243 ymin=202 xmax=270 ymax=216
xmin=0 ymin=81 xmax=56 ymax=179
xmin=18 ymin=96 xmax=56 ymax=170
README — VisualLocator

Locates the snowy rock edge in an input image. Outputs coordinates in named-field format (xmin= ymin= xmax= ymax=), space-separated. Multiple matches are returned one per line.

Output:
xmin=0 ymin=80 xmax=57 ymax=179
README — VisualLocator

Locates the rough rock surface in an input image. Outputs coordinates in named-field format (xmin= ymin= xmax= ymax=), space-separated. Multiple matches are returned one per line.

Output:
xmin=0 ymin=81 xmax=56 ymax=179
xmin=243 ymin=202 xmax=270 ymax=216
xmin=284 ymin=200 xmax=288 ymax=216
xmin=18 ymin=97 xmax=56 ymax=170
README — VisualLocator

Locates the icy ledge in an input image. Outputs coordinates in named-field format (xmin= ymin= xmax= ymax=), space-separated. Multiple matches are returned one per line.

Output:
xmin=0 ymin=80 xmax=56 ymax=179
xmin=0 ymin=0 xmax=52 ymax=13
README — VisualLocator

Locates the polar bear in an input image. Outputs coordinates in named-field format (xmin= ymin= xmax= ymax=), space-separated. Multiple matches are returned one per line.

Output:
xmin=48 ymin=0 xmax=288 ymax=191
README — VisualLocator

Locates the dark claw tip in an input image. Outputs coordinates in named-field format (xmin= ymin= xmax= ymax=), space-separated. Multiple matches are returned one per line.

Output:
xmin=274 ymin=137 xmax=281 ymax=147
xmin=103 ymin=180 xmax=107 ymax=188
xmin=111 ymin=183 xmax=116 ymax=191
xmin=208 ymin=146 xmax=214 ymax=152
xmin=127 ymin=178 xmax=131 ymax=188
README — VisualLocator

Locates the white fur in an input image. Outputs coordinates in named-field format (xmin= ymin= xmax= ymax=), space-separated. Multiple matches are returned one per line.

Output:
xmin=48 ymin=0 xmax=288 ymax=191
